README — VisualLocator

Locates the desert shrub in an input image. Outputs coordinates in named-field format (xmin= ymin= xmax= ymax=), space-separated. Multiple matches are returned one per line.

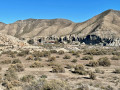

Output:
xmin=58 ymin=50 xmax=64 ymax=55
xmin=65 ymin=64 xmax=74 ymax=69
xmin=52 ymin=66 xmax=65 ymax=73
xmin=71 ymin=59 xmax=77 ymax=63
xmin=0 ymin=74 xmax=2 ymax=83
xmin=111 ymin=55 xmax=120 ymax=60
xmin=48 ymin=56 xmax=56 ymax=62
xmin=21 ymin=75 xmax=35 ymax=82
xmin=40 ymin=75 xmax=47 ymax=79
xmin=56 ymin=56 xmax=60 ymax=58
xmin=43 ymin=51 xmax=51 ymax=57
xmin=26 ymin=55 xmax=34 ymax=60
xmin=17 ymin=52 xmax=25 ymax=56
xmin=87 ymin=60 xmax=99 ymax=67
xmin=23 ymin=79 xmax=70 ymax=90
xmin=81 ymin=55 xmax=93 ymax=60
xmin=74 ymin=64 xmax=87 ymax=75
xmin=30 ymin=62 xmax=43 ymax=68
xmin=0 ymin=67 xmax=2 ymax=71
xmin=0 ymin=60 xmax=12 ymax=64
xmin=9 ymin=63 xmax=24 ymax=72
xmin=89 ymin=72 xmax=96 ymax=80
xmin=63 ymin=54 xmax=71 ymax=59
xmin=34 ymin=57 xmax=42 ymax=61
xmin=113 ymin=68 xmax=120 ymax=74
xmin=98 ymin=57 xmax=111 ymax=66
xmin=76 ymin=83 xmax=89 ymax=90
xmin=33 ymin=51 xmax=44 ymax=57
xmin=71 ymin=51 xmax=80 ymax=56
xmin=12 ymin=59 xmax=21 ymax=64
xmin=84 ymin=49 xmax=107 ymax=55
xmin=47 ymin=62 xmax=60 ymax=67
xmin=4 ymin=68 xmax=18 ymax=81
xmin=50 ymin=50 xmax=57 ymax=53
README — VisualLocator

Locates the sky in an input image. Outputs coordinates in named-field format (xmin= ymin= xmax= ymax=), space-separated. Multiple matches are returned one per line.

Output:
xmin=0 ymin=0 xmax=120 ymax=24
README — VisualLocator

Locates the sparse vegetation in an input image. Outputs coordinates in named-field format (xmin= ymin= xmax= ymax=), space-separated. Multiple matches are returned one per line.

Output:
xmin=98 ymin=57 xmax=111 ymax=66
xmin=63 ymin=54 xmax=71 ymax=59
xmin=52 ymin=66 xmax=65 ymax=73
xmin=89 ymin=71 xmax=96 ymax=80
xmin=113 ymin=68 xmax=120 ymax=74
xmin=30 ymin=62 xmax=43 ymax=68
xmin=12 ymin=59 xmax=21 ymax=64
xmin=87 ymin=60 xmax=99 ymax=67
xmin=81 ymin=55 xmax=93 ymax=60
xmin=48 ymin=56 xmax=56 ymax=62
xmin=21 ymin=75 xmax=35 ymax=82
xmin=0 ymin=60 xmax=11 ymax=64
xmin=58 ymin=50 xmax=64 ymax=55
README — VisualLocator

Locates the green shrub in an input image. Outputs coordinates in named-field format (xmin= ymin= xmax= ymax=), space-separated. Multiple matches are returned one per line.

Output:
xmin=0 ymin=60 xmax=11 ymax=64
xmin=52 ymin=66 xmax=65 ymax=73
xmin=81 ymin=55 xmax=93 ymax=60
xmin=63 ymin=55 xmax=71 ymax=59
xmin=98 ymin=57 xmax=111 ymax=66
xmin=21 ymin=75 xmax=35 ymax=82
xmin=87 ymin=60 xmax=99 ymax=67
xmin=30 ymin=62 xmax=43 ymax=68
xmin=12 ymin=59 xmax=21 ymax=64
xmin=58 ymin=50 xmax=64 ymax=55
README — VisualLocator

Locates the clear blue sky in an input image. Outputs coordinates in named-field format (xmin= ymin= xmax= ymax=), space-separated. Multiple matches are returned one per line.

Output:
xmin=0 ymin=0 xmax=120 ymax=24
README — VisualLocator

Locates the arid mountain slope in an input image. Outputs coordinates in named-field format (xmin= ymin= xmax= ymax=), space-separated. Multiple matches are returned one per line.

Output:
xmin=0 ymin=9 xmax=120 ymax=40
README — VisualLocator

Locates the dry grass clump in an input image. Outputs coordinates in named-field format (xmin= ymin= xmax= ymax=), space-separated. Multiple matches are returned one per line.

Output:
xmin=12 ymin=59 xmax=21 ymax=64
xmin=33 ymin=51 xmax=51 ymax=57
xmin=50 ymin=50 xmax=57 ymax=53
xmin=73 ymin=64 xmax=87 ymax=75
xmin=9 ymin=63 xmax=24 ymax=72
xmin=30 ymin=62 xmax=43 ymax=68
xmin=40 ymin=75 xmax=47 ymax=79
xmin=98 ymin=57 xmax=111 ymax=66
xmin=113 ymin=68 xmax=120 ymax=74
xmin=21 ymin=75 xmax=35 ymax=83
xmin=95 ymin=68 xmax=104 ymax=74
xmin=89 ymin=71 xmax=96 ymax=80
xmin=71 ymin=59 xmax=77 ymax=63
xmin=83 ymin=49 xmax=107 ymax=55
xmin=87 ymin=60 xmax=99 ymax=67
xmin=111 ymin=55 xmax=120 ymax=60
xmin=81 ymin=55 xmax=93 ymax=60
xmin=23 ymin=79 xmax=70 ymax=90
xmin=0 ymin=60 xmax=11 ymax=64
xmin=52 ymin=66 xmax=65 ymax=73
xmin=47 ymin=56 xmax=56 ymax=62
xmin=65 ymin=64 xmax=74 ymax=69
xmin=26 ymin=55 xmax=34 ymax=60
xmin=63 ymin=54 xmax=71 ymax=59
xmin=58 ymin=50 xmax=64 ymax=55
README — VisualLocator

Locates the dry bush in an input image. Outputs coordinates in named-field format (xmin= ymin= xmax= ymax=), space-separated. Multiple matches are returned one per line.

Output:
xmin=12 ymin=59 xmax=21 ymax=64
xmin=65 ymin=64 xmax=74 ymax=69
xmin=52 ymin=66 xmax=65 ymax=73
xmin=98 ymin=57 xmax=111 ymax=66
xmin=21 ymin=75 xmax=35 ymax=83
xmin=58 ymin=50 xmax=64 ymax=55
xmin=30 ymin=62 xmax=43 ymax=68
xmin=23 ymin=79 xmax=70 ymax=90
xmin=26 ymin=55 xmax=34 ymax=60
xmin=63 ymin=54 xmax=71 ymax=59
xmin=81 ymin=55 xmax=93 ymax=60
xmin=0 ymin=60 xmax=12 ymax=64
xmin=43 ymin=51 xmax=51 ymax=57
xmin=113 ymin=68 xmax=120 ymax=74
xmin=89 ymin=71 xmax=96 ymax=80
xmin=48 ymin=56 xmax=56 ymax=62
xmin=71 ymin=59 xmax=77 ymax=63
xmin=0 ymin=67 xmax=2 ymax=71
xmin=87 ymin=60 xmax=99 ymax=67
xmin=33 ymin=51 xmax=44 ymax=57
xmin=73 ymin=64 xmax=87 ymax=75
xmin=40 ymin=75 xmax=47 ymax=79
xmin=111 ymin=55 xmax=120 ymax=60
xmin=4 ymin=68 xmax=18 ymax=81
xmin=9 ymin=63 xmax=24 ymax=72
xmin=50 ymin=50 xmax=57 ymax=53
xmin=95 ymin=68 xmax=104 ymax=74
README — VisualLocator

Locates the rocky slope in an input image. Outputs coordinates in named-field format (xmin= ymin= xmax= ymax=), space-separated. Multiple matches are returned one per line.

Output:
xmin=0 ymin=9 xmax=120 ymax=44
